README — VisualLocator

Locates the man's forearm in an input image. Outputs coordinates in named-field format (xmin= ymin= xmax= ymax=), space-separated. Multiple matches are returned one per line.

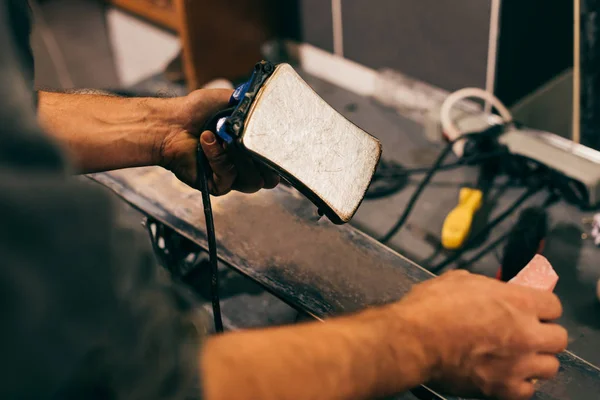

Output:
xmin=37 ymin=91 xmax=177 ymax=173
xmin=201 ymin=304 xmax=432 ymax=400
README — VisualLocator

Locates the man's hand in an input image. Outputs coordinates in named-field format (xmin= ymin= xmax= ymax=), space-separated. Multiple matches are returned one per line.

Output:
xmin=396 ymin=270 xmax=567 ymax=400
xmin=199 ymin=270 xmax=567 ymax=400
xmin=159 ymin=89 xmax=280 ymax=195
xmin=37 ymin=89 xmax=279 ymax=196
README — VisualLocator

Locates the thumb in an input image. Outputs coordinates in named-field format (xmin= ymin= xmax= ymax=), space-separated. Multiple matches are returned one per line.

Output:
xmin=200 ymin=130 xmax=236 ymax=195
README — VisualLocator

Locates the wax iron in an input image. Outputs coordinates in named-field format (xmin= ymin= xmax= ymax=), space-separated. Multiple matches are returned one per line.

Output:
xmin=207 ymin=61 xmax=382 ymax=224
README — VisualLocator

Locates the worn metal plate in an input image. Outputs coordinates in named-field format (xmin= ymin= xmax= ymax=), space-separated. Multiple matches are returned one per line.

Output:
xmin=242 ymin=63 xmax=382 ymax=224
xmin=90 ymin=167 xmax=600 ymax=400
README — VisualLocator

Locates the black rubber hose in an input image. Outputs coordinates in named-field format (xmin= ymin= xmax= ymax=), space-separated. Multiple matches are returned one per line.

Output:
xmin=197 ymin=108 xmax=236 ymax=333
xmin=196 ymin=142 xmax=224 ymax=333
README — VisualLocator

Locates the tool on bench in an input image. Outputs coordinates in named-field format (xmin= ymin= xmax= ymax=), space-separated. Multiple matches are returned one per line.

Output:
xmin=441 ymin=187 xmax=483 ymax=250
xmin=197 ymin=61 xmax=382 ymax=332
xmin=441 ymin=135 xmax=501 ymax=250
xmin=497 ymin=207 xmax=549 ymax=282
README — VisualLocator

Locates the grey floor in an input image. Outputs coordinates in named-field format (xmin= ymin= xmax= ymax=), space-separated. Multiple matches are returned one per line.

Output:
xmin=31 ymin=0 xmax=600 ymax=378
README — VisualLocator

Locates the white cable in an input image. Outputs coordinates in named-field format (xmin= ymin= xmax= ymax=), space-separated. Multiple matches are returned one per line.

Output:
xmin=440 ymin=87 xmax=513 ymax=142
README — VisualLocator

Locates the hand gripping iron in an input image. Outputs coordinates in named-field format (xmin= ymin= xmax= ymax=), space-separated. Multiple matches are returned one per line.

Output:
xmin=206 ymin=60 xmax=382 ymax=224
xmin=197 ymin=61 xmax=382 ymax=333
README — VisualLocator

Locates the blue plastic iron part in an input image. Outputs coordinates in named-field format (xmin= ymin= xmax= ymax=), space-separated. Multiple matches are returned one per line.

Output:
xmin=211 ymin=61 xmax=276 ymax=145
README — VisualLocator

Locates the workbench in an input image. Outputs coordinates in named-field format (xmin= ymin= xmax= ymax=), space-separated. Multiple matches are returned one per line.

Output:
xmin=90 ymin=70 xmax=600 ymax=399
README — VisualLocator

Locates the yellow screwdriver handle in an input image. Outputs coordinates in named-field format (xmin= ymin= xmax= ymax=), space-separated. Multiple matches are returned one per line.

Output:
xmin=442 ymin=188 xmax=483 ymax=250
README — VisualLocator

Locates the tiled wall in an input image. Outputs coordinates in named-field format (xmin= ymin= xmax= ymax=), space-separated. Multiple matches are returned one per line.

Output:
xmin=294 ymin=0 xmax=572 ymax=107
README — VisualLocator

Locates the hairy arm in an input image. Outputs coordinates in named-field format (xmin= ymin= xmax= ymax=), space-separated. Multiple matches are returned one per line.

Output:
xmin=200 ymin=270 xmax=568 ymax=400
xmin=37 ymin=91 xmax=177 ymax=173
xmin=201 ymin=304 xmax=431 ymax=400
xmin=36 ymin=89 xmax=279 ymax=194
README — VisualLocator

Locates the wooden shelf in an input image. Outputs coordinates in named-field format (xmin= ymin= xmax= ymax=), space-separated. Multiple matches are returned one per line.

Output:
xmin=105 ymin=0 xmax=281 ymax=90
xmin=106 ymin=0 xmax=179 ymax=31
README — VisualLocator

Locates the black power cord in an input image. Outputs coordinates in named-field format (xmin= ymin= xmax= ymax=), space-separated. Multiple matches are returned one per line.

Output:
xmin=455 ymin=231 xmax=513 ymax=271
xmin=366 ymin=160 xmax=411 ymax=199
xmin=499 ymin=206 xmax=549 ymax=281
xmin=372 ymin=151 xmax=509 ymax=179
xmin=378 ymin=139 xmax=458 ymax=243
xmin=379 ymin=127 xmax=507 ymax=244
xmin=367 ymin=151 xmax=508 ymax=199
xmin=196 ymin=108 xmax=236 ymax=333
xmin=429 ymin=184 xmax=543 ymax=274
xmin=196 ymin=145 xmax=223 ymax=333
xmin=441 ymin=193 xmax=556 ymax=276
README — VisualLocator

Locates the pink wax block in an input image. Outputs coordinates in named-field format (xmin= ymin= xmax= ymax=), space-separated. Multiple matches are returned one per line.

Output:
xmin=508 ymin=255 xmax=559 ymax=292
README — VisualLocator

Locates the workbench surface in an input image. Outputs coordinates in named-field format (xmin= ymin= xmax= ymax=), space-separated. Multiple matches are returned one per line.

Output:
xmin=90 ymin=165 xmax=600 ymax=400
